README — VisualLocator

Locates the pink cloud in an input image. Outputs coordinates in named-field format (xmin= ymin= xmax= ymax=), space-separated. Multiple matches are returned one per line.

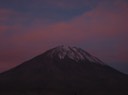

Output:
xmin=0 ymin=8 xmax=30 ymax=24
xmin=12 ymin=0 xmax=128 ymax=44
xmin=0 ymin=8 xmax=32 ymax=40
xmin=13 ymin=0 xmax=128 ymax=62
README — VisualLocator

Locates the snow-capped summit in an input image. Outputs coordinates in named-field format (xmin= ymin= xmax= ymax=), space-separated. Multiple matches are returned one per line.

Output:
xmin=46 ymin=45 xmax=104 ymax=64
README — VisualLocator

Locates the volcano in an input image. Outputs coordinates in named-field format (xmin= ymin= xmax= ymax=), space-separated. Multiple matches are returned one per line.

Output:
xmin=0 ymin=46 xmax=128 ymax=95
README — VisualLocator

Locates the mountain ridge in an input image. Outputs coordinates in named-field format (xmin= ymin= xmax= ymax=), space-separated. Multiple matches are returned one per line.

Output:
xmin=45 ymin=45 xmax=104 ymax=64
xmin=0 ymin=46 xmax=128 ymax=95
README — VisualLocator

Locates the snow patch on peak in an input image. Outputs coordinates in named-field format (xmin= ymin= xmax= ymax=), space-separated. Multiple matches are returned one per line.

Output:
xmin=48 ymin=45 xmax=104 ymax=65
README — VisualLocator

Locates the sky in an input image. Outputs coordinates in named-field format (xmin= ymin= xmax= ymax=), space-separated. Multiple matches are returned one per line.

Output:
xmin=0 ymin=0 xmax=128 ymax=74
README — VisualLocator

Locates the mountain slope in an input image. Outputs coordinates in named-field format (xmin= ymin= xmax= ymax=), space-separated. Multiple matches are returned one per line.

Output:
xmin=0 ymin=46 xmax=128 ymax=95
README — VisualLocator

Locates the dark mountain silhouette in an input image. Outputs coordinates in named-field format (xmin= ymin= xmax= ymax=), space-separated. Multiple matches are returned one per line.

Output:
xmin=0 ymin=46 xmax=128 ymax=95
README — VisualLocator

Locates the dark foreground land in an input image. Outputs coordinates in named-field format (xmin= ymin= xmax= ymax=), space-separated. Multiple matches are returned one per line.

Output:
xmin=0 ymin=79 xmax=128 ymax=95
